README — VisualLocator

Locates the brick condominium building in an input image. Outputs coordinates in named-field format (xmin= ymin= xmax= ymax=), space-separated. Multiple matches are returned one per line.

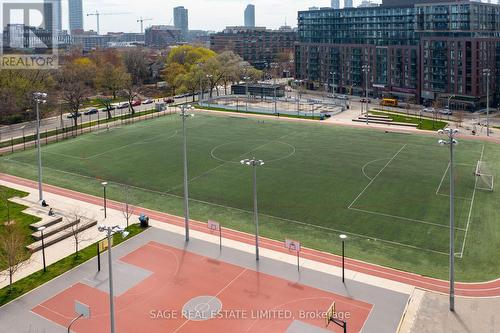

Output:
xmin=296 ymin=0 xmax=500 ymax=111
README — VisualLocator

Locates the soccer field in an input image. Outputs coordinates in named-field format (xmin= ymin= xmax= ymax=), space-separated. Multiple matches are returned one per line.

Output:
xmin=2 ymin=112 xmax=500 ymax=281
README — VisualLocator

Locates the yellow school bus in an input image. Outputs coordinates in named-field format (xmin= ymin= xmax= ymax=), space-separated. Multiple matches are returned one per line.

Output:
xmin=380 ymin=98 xmax=398 ymax=107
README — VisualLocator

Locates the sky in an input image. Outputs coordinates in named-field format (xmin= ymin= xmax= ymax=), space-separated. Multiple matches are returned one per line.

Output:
xmin=76 ymin=0 xmax=380 ymax=33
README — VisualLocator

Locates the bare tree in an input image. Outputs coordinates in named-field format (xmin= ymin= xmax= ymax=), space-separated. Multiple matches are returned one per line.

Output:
xmin=0 ymin=223 xmax=28 ymax=290
xmin=65 ymin=210 xmax=91 ymax=257
xmin=121 ymin=74 xmax=141 ymax=115
xmin=121 ymin=186 xmax=136 ymax=228
xmin=455 ymin=110 xmax=464 ymax=128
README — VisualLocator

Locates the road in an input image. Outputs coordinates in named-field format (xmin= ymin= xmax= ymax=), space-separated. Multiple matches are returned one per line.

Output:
xmin=0 ymin=96 xmax=196 ymax=141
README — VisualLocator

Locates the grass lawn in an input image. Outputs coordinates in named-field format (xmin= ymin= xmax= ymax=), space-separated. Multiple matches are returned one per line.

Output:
xmin=0 ymin=224 xmax=146 ymax=306
xmin=0 ymin=186 xmax=39 ymax=271
xmin=370 ymin=109 xmax=448 ymax=130
xmin=1 ymin=113 xmax=499 ymax=282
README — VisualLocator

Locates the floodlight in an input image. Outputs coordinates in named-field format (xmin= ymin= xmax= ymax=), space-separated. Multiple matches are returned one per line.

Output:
xmin=438 ymin=140 xmax=446 ymax=145
xmin=437 ymin=129 xmax=444 ymax=134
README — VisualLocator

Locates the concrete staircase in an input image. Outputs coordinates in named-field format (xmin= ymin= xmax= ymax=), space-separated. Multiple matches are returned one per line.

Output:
xmin=352 ymin=113 xmax=418 ymax=127
xmin=9 ymin=196 xmax=97 ymax=253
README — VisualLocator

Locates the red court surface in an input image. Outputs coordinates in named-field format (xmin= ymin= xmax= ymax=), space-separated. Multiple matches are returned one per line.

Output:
xmin=32 ymin=241 xmax=372 ymax=333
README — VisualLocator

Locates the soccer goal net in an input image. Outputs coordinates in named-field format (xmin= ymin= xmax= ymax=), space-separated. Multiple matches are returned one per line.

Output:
xmin=475 ymin=161 xmax=494 ymax=191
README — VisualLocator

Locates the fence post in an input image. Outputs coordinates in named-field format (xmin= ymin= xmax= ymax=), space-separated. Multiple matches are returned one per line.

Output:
xmin=23 ymin=135 xmax=26 ymax=150
xmin=45 ymin=129 xmax=48 ymax=145
xmin=11 ymin=137 xmax=14 ymax=153
xmin=56 ymin=127 xmax=58 ymax=143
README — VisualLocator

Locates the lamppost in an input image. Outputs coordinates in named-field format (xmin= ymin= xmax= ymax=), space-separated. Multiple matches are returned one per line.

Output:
xmin=180 ymin=104 xmax=194 ymax=242
xmin=33 ymin=92 xmax=47 ymax=204
xmin=240 ymin=158 xmax=264 ymax=261
xmin=38 ymin=226 xmax=47 ymax=272
xmin=447 ymin=95 xmax=455 ymax=121
xmin=294 ymin=79 xmax=303 ymax=116
xmin=438 ymin=127 xmax=459 ymax=312
xmin=98 ymin=225 xmax=129 ymax=333
xmin=330 ymin=72 xmax=336 ymax=99
xmin=362 ymin=65 xmax=370 ymax=124
xmin=101 ymin=182 xmax=108 ymax=219
xmin=243 ymin=76 xmax=250 ymax=112
xmin=339 ymin=234 xmax=347 ymax=283
xmin=482 ymin=69 xmax=491 ymax=136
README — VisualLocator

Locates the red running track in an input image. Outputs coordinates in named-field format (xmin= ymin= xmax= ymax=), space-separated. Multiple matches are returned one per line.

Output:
xmin=2 ymin=173 xmax=500 ymax=297
xmin=32 ymin=241 xmax=372 ymax=332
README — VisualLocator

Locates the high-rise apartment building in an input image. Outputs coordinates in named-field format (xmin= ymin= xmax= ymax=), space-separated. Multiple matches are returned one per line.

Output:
xmin=44 ymin=0 xmax=62 ymax=32
xmin=295 ymin=0 xmax=500 ymax=110
xmin=331 ymin=0 xmax=340 ymax=9
xmin=173 ymin=6 xmax=189 ymax=40
xmin=244 ymin=4 xmax=255 ymax=27
xmin=68 ymin=0 xmax=84 ymax=33
xmin=344 ymin=0 xmax=353 ymax=8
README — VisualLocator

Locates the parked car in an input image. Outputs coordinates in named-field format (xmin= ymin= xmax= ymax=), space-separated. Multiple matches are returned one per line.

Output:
xmin=336 ymin=95 xmax=349 ymax=100
xmin=438 ymin=108 xmax=452 ymax=115
xmin=67 ymin=112 xmax=82 ymax=119
xmin=131 ymin=99 xmax=142 ymax=107
xmin=83 ymin=108 xmax=98 ymax=115
xmin=143 ymin=98 xmax=154 ymax=104
xmin=117 ymin=102 xmax=129 ymax=109
xmin=101 ymin=105 xmax=115 ymax=112
xmin=360 ymin=98 xmax=371 ymax=103
xmin=164 ymin=98 xmax=175 ymax=104
xmin=423 ymin=107 xmax=435 ymax=113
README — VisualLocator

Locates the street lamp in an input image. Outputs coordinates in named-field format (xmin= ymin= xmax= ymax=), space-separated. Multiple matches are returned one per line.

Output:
xmin=240 ymin=158 xmax=264 ymax=261
xmin=38 ymin=226 xmax=47 ymax=272
xmin=438 ymin=127 xmax=459 ymax=312
xmin=330 ymin=72 xmax=336 ymax=98
xmin=180 ymin=104 xmax=194 ymax=242
xmin=98 ymin=225 xmax=129 ymax=333
xmin=482 ymin=69 xmax=491 ymax=136
xmin=362 ymin=65 xmax=371 ymax=124
xmin=33 ymin=92 xmax=47 ymax=204
xmin=447 ymin=95 xmax=455 ymax=121
xmin=339 ymin=234 xmax=347 ymax=283
xmin=101 ymin=182 xmax=108 ymax=219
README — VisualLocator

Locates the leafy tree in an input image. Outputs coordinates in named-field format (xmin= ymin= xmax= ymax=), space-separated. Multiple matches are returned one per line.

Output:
xmin=0 ymin=222 xmax=27 ymax=290
xmin=57 ymin=59 xmax=96 ymax=128
xmin=123 ymin=48 xmax=149 ymax=84
xmin=162 ymin=62 xmax=186 ymax=96
xmin=95 ymin=63 xmax=129 ymax=100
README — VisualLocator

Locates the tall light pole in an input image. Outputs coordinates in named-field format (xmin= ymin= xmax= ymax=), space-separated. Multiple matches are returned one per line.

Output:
xmin=240 ymin=158 xmax=264 ymax=261
xmin=180 ymin=104 xmax=194 ymax=242
xmin=101 ymin=182 xmax=108 ymax=219
xmin=98 ymin=225 xmax=129 ymax=333
xmin=38 ymin=226 xmax=47 ymax=272
xmin=482 ymin=69 xmax=491 ymax=136
xmin=438 ymin=128 xmax=459 ymax=312
xmin=339 ymin=234 xmax=347 ymax=283
xmin=33 ymin=92 xmax=47 ymax=204
xmin=362 ymin=65 xmax=370 ymax=124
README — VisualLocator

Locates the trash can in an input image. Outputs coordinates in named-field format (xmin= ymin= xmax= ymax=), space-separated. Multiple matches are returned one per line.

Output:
xmin=139 ymin=214 xmax=149 ymax=228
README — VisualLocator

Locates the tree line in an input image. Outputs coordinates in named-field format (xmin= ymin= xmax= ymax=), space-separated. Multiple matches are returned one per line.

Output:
xmin=0 ymin=46 xmax=263 ymax=127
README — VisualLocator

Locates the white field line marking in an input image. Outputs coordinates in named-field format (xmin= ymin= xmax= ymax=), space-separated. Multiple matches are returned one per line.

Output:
xmin=172 ymin=268 xmax=247 ymax=333
xmin=165 ymin=132 xmax=295 ymax=193
xmin=436 ymin=162 xmax=450 ymax=195
xmin=349 ymin=207 xmax=466 ymax=231
xmin=361 ymin=158 xmax=389 ymax=181
xmin=3 ymin=153 xmax=448 ymax=256
xmin=348 ymin=144 xmax=407 ymax=209
xmin=459 ymin=144 xmax=485 ymax=258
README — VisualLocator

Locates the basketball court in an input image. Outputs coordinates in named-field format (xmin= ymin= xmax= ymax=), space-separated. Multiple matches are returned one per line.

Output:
xmin=0 ymin=226 xmax=409 ymax=333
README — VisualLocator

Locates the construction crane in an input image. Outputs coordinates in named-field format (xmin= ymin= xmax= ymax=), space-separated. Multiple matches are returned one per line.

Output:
xmin=86 ymin=11 xmax=130 ymax=35
xmin=137 ymin=17 xmax=152 ymax=34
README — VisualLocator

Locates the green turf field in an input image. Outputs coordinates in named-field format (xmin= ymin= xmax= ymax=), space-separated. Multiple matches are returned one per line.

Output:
xmin=1 ymin=113 xmax=499 ymax=281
